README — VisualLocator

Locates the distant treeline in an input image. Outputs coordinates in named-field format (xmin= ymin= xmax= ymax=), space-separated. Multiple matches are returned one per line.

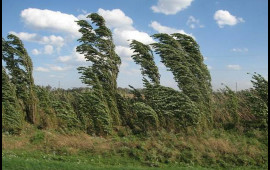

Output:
xmin=2 ymin=14 xmax=268 ymax=135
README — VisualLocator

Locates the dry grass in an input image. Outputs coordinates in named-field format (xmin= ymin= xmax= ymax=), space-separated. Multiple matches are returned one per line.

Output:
xmin=2 ymin=135 xmax=28 ymax=150
xmin=203 ymin=137 xmax=238 ymax=154
xmin=45 ymin=132 xmax=94 ymax=150
xmin=2 ymin=128 xmax=267 ymax=168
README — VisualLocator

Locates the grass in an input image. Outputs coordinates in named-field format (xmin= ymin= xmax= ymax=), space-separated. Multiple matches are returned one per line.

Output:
xmin=2 ymin=152 xmax=266 ymax=170
xmin=2 ymin=125 xmax=268 ymax=170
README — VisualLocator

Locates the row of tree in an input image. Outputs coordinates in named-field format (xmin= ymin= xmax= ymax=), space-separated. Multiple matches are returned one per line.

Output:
xmin=2 ymin=14 xmax=268 ymax=135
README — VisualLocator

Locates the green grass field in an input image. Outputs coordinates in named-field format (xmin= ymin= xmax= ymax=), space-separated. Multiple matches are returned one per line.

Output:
xmin=2 ymin=126 xmax=268 ymax=170
xmin=3 ymin=153 xmax=265 ymax=170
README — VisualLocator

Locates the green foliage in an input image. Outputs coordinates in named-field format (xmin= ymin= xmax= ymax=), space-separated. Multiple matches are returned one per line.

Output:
xmin=221 ymin=85 xmax=239 ymax=128
xmin=34 ymin=86 xmax=58 ymax=129
xmin=2 ymin=66 xmax=23 ymax=134
xmin=131 ymin=102 xmax=159 ymax=133
xmin=130 ymin=40 xmax=160 ymax=84
xmin=150 ymin=33 xmax=213 ymax=127
xmin=151 ymin=33 xmax=202 ymax=102
xmin=52 ymin=100 xmax=81 ymax=132
xmin=71 ymin=92 xmax=95 ymax=134
xmin=144 ymin=83 xmax=200 ymax=130
xmin=30 ymin=131 xmax=45 ymax=144
xmin=2 ymin=34 xmax=38 ymax=124
xmin=76 ymin=13 xmax=122 ymax=133
xmin=116 ymin=93 xmax=133 ymax=128
xmin=245 ymin=73 xmax=268 ymax=129
xmin=250 ymin=73 xmax=268 ymax=104
xmin=130 ymin=33 xmax=211 ymax=130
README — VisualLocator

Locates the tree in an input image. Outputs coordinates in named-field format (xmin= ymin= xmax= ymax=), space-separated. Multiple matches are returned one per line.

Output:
xmin=246 ymin=73 xmax=268 ymax=129
xmin=129 ymin=35 xmax=202 ymax=130
xmin=151 ymin=33 xmax=213 ymax=125
xmin=76 ymin=13 xmax=121 ymax=134
xmin=2 ymin=34 xmax=38 ymax=124
xmin=130 ymin=40 xmax=160 ymax=85
xmin=2 ymin=66 xmax=23 ymax=134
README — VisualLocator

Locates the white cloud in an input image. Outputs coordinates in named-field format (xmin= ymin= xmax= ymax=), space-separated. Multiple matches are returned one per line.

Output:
xmin=187 ymin=16 xmax=204 ymax=29
xmin=97 ymin=9 xmax=133 ymax=29
xmin=77 ymin=13 xmax=92 ymax=21
xmin=10 ymin=31 xmax=65 ymax=48
xmin=97 ymin=9 xmax=154 ymax=46
xmin=21 ymin=8 xmax=80 ymax=37
xmin=73 ymin=49 xmax=86 ymax=62
xmin=113 ymin=29 xmax=155 ymax=46
xmin=49 ymin=75 xmax=64 ymax=78
xmin=151 ymin=0 xmax=193 ymax=15
xmin=35 ymin=67 xmax=50 ymax=72
xmin=57 ymin=47 xmax=87 ymax=65
xmin=44 ymin=45 xmax=54 ymax=55
xmin=58 ymin=56 xmax=72 ymax=62
xmin=150 ymin=21 xmax=194 ymax=38
xmin=35 ymin=65 xmax=72 ymax=72
xmin=231 ymin=48 xmax=248 ymax=52
xmin=49 ymin=75 xmax=57 ymax=78
xmin=115 ymin=46 xmax=134 ymax=61
xmin=120 ymin=61 xmax=129 ymax=68
xmin=9 ymin=32 xmax=37 ymax=41
xmin=207 ymin=66 xmax=213 ymax=70
xmin=214 ymin=10 xmax=245 ymax=28
xmin=121 ymin=68 xmax=141 ymax=76
xmin=227 ymin=64 xmax=241 ymax=70
xmin=48 ymin=65 xmax=72 ymax=71
xmin=32 ymin=49 xmax=41 ymax=55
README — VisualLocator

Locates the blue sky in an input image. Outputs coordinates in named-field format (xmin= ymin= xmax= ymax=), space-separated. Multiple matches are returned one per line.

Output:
xmin=2 ymin=0 xmax=268 ymax=90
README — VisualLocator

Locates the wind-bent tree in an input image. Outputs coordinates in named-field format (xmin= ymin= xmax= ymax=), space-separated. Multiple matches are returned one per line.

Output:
xmin=246 ymin=73 xmax=268 ymax=129
xmin=151 ymin=33 xmax=213 ymax=126
xmin=76 ymin=13 xmax=121 ymax=134
xmin=172 ymin=34 xmax=212 ymax=115
xmin=2 ymin=34 xmax=37 ymax=124
xmin=130 ymin=40 xmax=160 ymax=85
xmin=129 ymin=33 xmax=214 ymax=129
xmin=2 ymin=66 xmax=23 ymax=133
xmin=129 ymin=37 xmax=201 ymax=130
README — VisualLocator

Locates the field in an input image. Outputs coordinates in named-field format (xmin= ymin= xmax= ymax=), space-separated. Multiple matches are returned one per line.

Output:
xmin=2 ymin=9 xmax=268 ymax=170
xmin=2 ymin=124 xmax=268 ymax=170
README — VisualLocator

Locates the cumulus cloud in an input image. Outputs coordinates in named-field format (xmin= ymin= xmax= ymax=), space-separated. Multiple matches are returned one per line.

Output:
xmin=151 ymin=0 xmax=193 ymax=15
xmin=32 ymin=49 xmax=41 ymax=55
xmin=58 ymin=56 xmax=72 ymax=62
xmin=115 ymin=46 xmax=134 ymax=61
xmin=49 ymin=65 xmax=71 ymax=71
xmin=120 ymin=61 xmax=129 ymax=69
xmin=121 ymin=67 xmax=141 ymax=76
xmin=113 ymin=29 xmax=155 ymax=46
xmin=227 ymin=64 xmax=241 ymax=70
xmin=35 ymin=64 xmax=72 ymax=73
xmin=21 ymin=8 xmax=80 ymax=37
xmin=98 ymin=8 xmax=133 ymax=30
xmin=77 ymin=12 xmax=92 ymax=21
xmin=187 ymin=16 xmax=204 ymax=29
xmin=97 ymin=9 xmax=154 ymax=46
xmin=35 ymin=67 xmax=50 ymax=72
xmin=214 ymin=10 xmax=245 ymax=28
xmin=231 ymin=48 xmax=248 ymax=52
xmin=150 ymin=21 xmax=194 ymax=38
xmin=44 ymin=45 xmax=54 ymax=55
xmin=10 ymin=31 xmax=65 ymax=48
xmin=57 ymin=47 xmax=87 ymax=66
